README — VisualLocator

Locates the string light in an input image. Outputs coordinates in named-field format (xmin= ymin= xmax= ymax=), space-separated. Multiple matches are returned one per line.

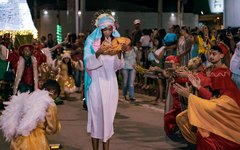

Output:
xmin=0 ymin=0 xmax=38 ymax=39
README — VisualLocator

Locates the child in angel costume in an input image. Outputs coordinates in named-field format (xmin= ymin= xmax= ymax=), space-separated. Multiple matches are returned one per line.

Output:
xmin=0 ymin=79 xmax=61 ymax=150
xmin=55 ymin=52 xmax=77 ymax=97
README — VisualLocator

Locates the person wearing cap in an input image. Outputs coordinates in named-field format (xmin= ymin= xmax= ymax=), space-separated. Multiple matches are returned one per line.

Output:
xmin=174 ymin=45 xmax=240 ymax=149
xmin=84 ymin=11 xmax=124 ymax=150
xmin=132 ymin=19 xmax=142 ymax=46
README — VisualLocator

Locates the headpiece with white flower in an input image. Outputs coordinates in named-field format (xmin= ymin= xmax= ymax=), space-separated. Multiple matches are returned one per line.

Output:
xmin=91 ymin=10 xmax=117 ymax=29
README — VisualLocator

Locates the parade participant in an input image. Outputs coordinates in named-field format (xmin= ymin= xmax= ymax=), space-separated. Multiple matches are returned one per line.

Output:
xmin=33 ymin=39 xmax=47 ymax=66
xmin=34 ymin=41 xmax=64 ymax=93
xmin=174 ymin=45 xmax=240 ymax=149
xmin=55 ymin=51 xmax=76 ymax=97
xmin=0 ymin=80 xmax=61 ymax=150
xmin=157 ymin=55 xmax=188 ymax=141
xmin=10 ymin=44 xmax=39 ymax=95
xmin=40 ymin=42 xmax=66 ymax=67
xmin=84 ymin=10 xmax=124 ymax=150
xmin=174 ymin=57 xmax=211 ymax=144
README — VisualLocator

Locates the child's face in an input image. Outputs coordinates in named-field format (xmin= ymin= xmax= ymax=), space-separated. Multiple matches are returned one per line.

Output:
xmin=153 ymin=39 xmax=159 ymax=46
xmin=63 ymin=58 xmax=70 ymax=63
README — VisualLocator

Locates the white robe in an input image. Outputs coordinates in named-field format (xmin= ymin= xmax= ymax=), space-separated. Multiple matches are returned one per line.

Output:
xmin=86 ymin=52 xmax=123 ymax=142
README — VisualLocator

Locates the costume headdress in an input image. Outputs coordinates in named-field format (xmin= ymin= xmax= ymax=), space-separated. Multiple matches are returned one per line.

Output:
xmin=78 ymin=32 xmax=85 ymax=37
xmin=91 ymin=10 xmax=117 ymax=29
xmin=165 ymin=55 xmax=180 ymax=64
xmin=187 ymin=57 xmax=202 ymax=70
xmin=14 ymin=34 xmax=34 ymax=54
xmin=217 ymin=42 xmax=229 ymax=55
xmin=61 ymin=51 xmax=71 ymax=59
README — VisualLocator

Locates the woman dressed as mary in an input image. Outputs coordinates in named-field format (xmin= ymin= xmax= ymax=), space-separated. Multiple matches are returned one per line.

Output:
xmin=84 ymin=10 xmax=125 ymax=150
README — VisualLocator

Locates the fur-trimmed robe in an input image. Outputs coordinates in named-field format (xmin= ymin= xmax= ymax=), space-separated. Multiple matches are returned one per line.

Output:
xmin=13 ymin=56 xmax=38 ymax=95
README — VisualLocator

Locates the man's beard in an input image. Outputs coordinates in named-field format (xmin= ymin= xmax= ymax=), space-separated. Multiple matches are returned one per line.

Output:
xmin=210 ymin=58 xmax=221 ymax=64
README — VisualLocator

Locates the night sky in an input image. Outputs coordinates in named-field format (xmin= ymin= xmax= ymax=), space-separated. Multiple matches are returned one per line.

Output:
xmin=27 ymin=0 xmax=210 ymax=15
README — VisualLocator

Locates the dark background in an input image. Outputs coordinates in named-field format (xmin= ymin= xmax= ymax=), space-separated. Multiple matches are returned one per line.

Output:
xmin=27 ymin=0 xmax=210 ymax=16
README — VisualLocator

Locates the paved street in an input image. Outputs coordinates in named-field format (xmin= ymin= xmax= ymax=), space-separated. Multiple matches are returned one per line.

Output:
xmin=0 ymin=92 xmax=187 ymax=150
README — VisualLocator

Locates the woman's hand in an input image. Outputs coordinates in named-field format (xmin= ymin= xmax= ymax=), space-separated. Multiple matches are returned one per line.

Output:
xmin=95 ymin=48 xmax=105 ymax=58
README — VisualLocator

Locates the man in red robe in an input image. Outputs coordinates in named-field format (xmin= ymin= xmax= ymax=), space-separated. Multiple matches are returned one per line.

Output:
xmin=163 ymin=55 xmax=189 ymax=141
xmin=164 ymin=56 xmax=211 ymax=141
xmin=174 ymin=45 xmax=240 ymax=149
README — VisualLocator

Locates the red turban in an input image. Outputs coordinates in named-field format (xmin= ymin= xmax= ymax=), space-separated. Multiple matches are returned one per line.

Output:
xmin=217 ymin=42 xmax=229 ymax=55
xmin=165 ymin=55 xmax=180 ymax=63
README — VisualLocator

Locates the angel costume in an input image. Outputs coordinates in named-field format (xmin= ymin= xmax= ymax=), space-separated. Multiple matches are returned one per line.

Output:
xmin=55 ymin=52 xmax=76 ymax=94
xmin=84 ymin=13 xmax=123 ymax=142
xmin=0 ymin=90 xmax=61 ymax=150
